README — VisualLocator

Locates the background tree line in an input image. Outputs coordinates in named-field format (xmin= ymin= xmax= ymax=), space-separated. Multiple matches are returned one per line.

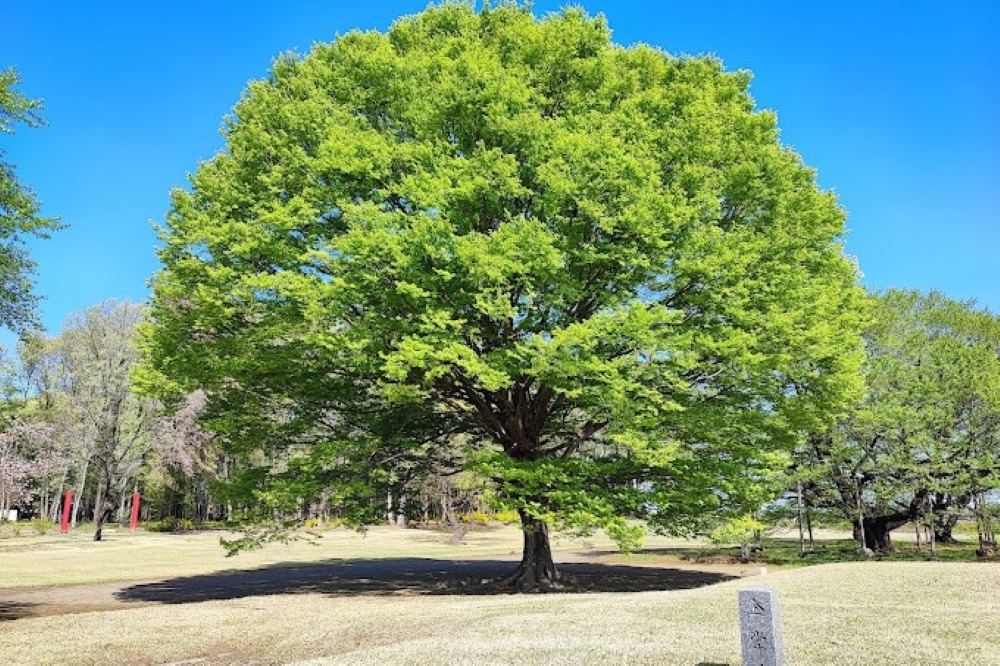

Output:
xmin=0 ymin=301 xmax=496 ymax=536
xmin=3 ymin=289 xmax=996 ymax=558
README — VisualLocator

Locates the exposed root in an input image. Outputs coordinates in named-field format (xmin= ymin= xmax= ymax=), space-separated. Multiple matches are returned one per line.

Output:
xmin=496 ymin=561 xmax=562 ymax=593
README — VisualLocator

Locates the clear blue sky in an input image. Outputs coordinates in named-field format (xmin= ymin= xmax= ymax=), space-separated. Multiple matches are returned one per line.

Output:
xmin=4 ymin=1 xmax=998 ymax=334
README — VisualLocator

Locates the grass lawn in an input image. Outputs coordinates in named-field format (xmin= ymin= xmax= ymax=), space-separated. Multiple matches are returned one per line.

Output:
xmin=1 ymin=524 xmax=997 ymax=665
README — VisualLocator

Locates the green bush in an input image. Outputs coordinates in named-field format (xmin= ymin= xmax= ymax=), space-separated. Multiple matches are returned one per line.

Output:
xmin=301 ymin=517 xmax=343 ymax=530
xmin=145 ymin=518 xmax=197 ymax=533
xmin=606 ymin=520 xmax=645 ymax=554
xmin=709 ymin=515 xmax=765 ymax=546
xmin=143 ymin=519 xmax=171 ymax=532
xmin=176 ymin=518 xmax=196 ymax=532
xmin=30 ymin=518 xmax=55 ymax=535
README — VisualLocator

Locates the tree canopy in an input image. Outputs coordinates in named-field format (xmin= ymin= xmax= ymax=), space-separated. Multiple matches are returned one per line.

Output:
xmin=0 ymin=68 xmax=62 ymax=332
xmin=140 ymin=3 xmax=866 ymax=588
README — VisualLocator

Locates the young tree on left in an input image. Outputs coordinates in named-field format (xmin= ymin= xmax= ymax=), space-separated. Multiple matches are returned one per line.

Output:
xmin=0 ymin=69 xmax=63 ymax=332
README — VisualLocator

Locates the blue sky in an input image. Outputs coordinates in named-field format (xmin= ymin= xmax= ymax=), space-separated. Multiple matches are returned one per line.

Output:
xmin=4 ymin=1 xmax=998 ymax=334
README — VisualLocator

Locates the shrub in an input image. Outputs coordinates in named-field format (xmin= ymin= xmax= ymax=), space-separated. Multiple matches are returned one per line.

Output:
xmin=457 ymin=511 xmax=491 ymax=525
xmin=30 ymin=518 xmax=55 ymax=535
xmin=606 ymin=520 xmax=645 ymax=554
xmin=709 ymin=515 xmax=766 ymax=547
xmin=493 ymin=509 xmax=521 ymax=525
xmin=145 ymin=518 xmax=197 ymax=533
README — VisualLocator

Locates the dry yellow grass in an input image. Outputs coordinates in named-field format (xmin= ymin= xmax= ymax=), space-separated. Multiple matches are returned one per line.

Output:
xmin=1 ymin=527 xmax=997 ymax=665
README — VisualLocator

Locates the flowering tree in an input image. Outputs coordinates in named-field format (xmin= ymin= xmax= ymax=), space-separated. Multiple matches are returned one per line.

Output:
xmin=0 ymin=420 xmax=59 ymax=518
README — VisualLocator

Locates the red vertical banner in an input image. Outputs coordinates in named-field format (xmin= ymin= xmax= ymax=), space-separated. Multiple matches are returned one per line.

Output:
xmin=129 ymin=492 xmax=141 ymax=532
xmin=60 ymin=489 xmax=73 ymax=533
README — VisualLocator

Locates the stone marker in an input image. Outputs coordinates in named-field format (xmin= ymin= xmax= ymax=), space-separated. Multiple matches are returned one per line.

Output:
xmin=738 ymin=587 xmax=784 ymax=666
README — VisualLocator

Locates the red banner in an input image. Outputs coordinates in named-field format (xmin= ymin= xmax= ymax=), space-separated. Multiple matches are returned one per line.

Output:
xmin=60 ymin=489 xmax=73 ymax=533
xmin=129 ymin=492 xmax=141 ymax=532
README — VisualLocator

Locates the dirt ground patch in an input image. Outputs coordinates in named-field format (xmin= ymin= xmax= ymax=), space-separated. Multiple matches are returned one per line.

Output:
xmin=0 ymin=552 xmax=744 ymax=621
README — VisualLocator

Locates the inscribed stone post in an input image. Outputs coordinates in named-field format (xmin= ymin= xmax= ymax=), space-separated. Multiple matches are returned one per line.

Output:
xmin=738 ymin=587 xmax=784 ymax=666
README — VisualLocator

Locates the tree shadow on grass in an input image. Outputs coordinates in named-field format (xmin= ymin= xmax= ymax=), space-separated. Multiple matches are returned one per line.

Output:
xmin=116 ymin=557 xmax=737 ymax=604
xmin=0 ymin=602 xmax=41 ymax=622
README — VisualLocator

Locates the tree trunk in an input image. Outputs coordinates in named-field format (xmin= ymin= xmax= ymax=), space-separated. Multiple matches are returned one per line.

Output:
xmin=117 ymin=482 xmax=129 ymax=525
xmin=52 ymin=464 xmax=69 ymax=523
xmin=92 ymin=464 xmax=110 ymax=541
xmin=221 ymin=454 xmax=233 ymax=522
xmin=40 ymin=481 xmax=49 ymax=522
xmin=796 ymin=481 xmax=806 ymax=557
xmin=934 ymin=514 xmax=959 ymax=543
xmin=862 ymin=515 xmax=908 ymax=552
xmin=49 ymin=467 xmax=68 ymax=522
xmin=499 ymin=510 xmax=559 ymax=591
xmin=71 ymin=458 xmax=89 ymax=528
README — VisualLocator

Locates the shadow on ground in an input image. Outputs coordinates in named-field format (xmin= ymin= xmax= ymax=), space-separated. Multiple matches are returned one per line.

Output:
xmin=0 ymin=601 xmax=41 ymax=622
xmin=116 ymin=558 xmax=737 ymax=604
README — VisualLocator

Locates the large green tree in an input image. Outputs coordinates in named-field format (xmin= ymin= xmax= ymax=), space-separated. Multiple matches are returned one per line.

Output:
xmin=140 ymin=3 xmax=865 ymax=588
xmin=0 ymin=68 xmax=62 ymax=332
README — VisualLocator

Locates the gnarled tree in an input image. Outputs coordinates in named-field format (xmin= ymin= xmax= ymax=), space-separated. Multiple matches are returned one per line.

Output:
xmin=798 ymin=290 xmax=1000 ymax=552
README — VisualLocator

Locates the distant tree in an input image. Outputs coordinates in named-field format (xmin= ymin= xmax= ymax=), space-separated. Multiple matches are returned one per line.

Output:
xmin=0 ymin=340 xmax=74 ymax=522
xmin=798 ymin=290 xmax=1000 ymax=552
xmin=0 ymin=419 xmax=60 ymax=519
xmin=16 ymin=331 xmax=96 ymax=526
xmin=0 ymin=68 xmax=63 ymax=332
xmin=140 ymin=4 xmax=865 ymax=588
xmin=57 ymin=301 xmax=157 ymax=540
xmin=0 ymin=421 xmax=36 ymax=516
xmin=144 ymin=389 xmax=222 ymax=522
xmin=149 ymin=390 xmax=213 ymax=478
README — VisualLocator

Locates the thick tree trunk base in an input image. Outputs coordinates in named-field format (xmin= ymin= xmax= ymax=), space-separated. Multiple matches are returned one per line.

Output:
xmin=935 ymin=514 xmax=960 ymax=543
xmin=498 ymin=562 xmax=561 ymax=592
xmin=862 ymin=516 xmax=907 ymax=553
xmin=497 ymin=511 xmax=560 ymax=592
